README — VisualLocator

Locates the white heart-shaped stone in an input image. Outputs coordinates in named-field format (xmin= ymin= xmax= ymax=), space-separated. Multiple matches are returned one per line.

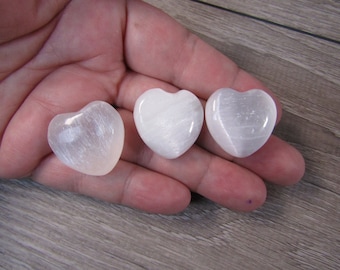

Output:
xmin=134 ymin=88 xmax=204 ymax=159
xmin=48 ymin=101 xmax=124 ymax=176
xmin=205 ymin=88 xmax=277 ymax=158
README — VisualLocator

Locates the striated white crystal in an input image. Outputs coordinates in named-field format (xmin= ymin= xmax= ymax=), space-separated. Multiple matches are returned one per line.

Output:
xmin=205 ymin=88 xmax=277 ymax=158
xmin=48 ymin=101 xmax=124 ymax=176
xmin=134 ymin=88 xmax=204 ymax=159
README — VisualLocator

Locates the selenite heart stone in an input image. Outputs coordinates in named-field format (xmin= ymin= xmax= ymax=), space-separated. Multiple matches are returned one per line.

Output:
xmin=134 ymin=88 xmax=204 ymax=159
xmin=48 ymin=101 xmax=124 ymax=176
xmin=205 ymin=88 xmax=277 ymax=158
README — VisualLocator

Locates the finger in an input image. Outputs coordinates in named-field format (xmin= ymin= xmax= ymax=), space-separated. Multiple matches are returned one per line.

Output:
xmin=120 ymin=109 xmax=266 ymax=212
xmin=125 ymin=0 xmax=282 ymax=120
xmin=197 ymin=119 xmax=305 ymax=185
xmin=234 ymin=136 xmax=305 ymax=186
xmin=196 ymin=120 xmax=305 ymax=185
xmin=32 ymin=156 xmax=191 ymax=215
xmin=33 ymin=106 xmax=265 ymax=213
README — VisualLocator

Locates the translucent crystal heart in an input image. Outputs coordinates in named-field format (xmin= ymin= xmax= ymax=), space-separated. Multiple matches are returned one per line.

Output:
xmin=48 ymin=101 xmax=124 ymax=176
xmin=205 ymin=88 xmax=277 ymax=158
xmin=134 ymin=88 xmax=204 ymax=159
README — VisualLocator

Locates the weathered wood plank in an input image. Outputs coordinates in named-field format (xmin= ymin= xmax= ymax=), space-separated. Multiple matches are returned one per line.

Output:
xmin=1 ymin=179 xmax=339 ymax=269
xmin=197 ymin=0 xmax=340 ymax=42
xmin=1 ymin=0 xmax=339 ymax=269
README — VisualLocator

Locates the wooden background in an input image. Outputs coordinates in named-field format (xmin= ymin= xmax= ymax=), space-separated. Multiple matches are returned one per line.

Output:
xmin=1 ymin=0 xmax=339 ymax=269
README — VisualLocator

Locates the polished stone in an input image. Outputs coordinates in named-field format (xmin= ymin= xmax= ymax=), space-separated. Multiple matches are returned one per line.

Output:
xmin=48 ymin=101 xmax=124 ymax=176
xmin=134 ymin=88 xmax=204 ymax=159
xmin=205 ymin=88 xmax=277 ymax=158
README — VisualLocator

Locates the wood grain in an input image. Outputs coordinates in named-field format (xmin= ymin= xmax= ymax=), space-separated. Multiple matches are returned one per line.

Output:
xmin=197 ymin=0 xmax=340 ymax=42
xmin=1 ymin=178 xmax=339 ymax=269
xmin=1 ymin=0 xmax=339 ymax=269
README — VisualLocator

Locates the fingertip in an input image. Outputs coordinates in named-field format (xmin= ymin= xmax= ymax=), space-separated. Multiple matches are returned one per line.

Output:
xmin=264 ymin=139 xmax=305 ymax=186
xmin=195 ymin=157 xmax=267 ymax=212
xmin=241 ymin=181 xmax=267 ymax=212
xmin=235 ymin=136 xmax=305 ymax=186
xmin=227 ymin=174 xmax=267 ymax=213
xmin=280 ymin=144 xmax=305 ymax=186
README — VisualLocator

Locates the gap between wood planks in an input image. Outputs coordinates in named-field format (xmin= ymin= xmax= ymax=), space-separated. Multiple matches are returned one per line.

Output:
xmin=192 ymin=0 xmax=340 ymax=45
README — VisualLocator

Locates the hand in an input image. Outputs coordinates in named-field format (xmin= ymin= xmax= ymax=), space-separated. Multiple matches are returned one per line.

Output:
xmin=0 ymin=0 xmax=304 ymax=214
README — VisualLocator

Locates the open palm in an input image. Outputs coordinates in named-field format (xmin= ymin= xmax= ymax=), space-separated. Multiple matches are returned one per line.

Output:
xmin=0 ymin=0 xmax=304 ymax=214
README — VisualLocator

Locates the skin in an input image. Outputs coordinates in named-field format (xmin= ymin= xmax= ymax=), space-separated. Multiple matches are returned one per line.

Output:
xmin=0 ymin=0 xmax=305 ymax=214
